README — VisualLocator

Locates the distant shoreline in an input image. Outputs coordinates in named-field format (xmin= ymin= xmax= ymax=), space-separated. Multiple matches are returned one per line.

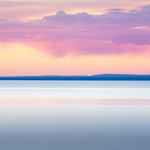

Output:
xmin=0 ymin=74 xmax=150 ymax=80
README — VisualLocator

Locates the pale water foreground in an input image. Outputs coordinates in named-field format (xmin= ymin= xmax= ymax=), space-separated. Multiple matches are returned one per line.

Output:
xmin=0 ymin=81 xmax=150 ymax=104
xmin=0 ymin=81 xmax=150 ymax=150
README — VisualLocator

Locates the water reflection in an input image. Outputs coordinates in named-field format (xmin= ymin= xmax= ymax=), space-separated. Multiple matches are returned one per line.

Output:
xmin=0 ymin=81 xmax=150 ymax=150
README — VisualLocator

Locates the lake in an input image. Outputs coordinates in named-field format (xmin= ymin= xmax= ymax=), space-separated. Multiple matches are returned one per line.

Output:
xmin=0 ymin=81 xmax=150 ymax=150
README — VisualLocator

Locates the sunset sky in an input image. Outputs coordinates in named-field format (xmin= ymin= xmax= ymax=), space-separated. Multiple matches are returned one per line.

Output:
xmin=0 ymin=0 xmax=150 ymax=76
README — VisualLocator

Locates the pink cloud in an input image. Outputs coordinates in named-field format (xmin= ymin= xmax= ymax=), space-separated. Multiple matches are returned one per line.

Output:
xmin=29 ymin=40 xmax=149 ymax=58
xmin=0 ymin=4 xmax=150 ymax=57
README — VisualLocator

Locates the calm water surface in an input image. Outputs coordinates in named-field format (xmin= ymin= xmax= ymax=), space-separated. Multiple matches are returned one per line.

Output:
xmin=0 ymin=81 xmax=150 ymax=150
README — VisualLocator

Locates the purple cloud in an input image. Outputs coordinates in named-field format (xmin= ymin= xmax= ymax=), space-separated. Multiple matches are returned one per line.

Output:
xmin=0 ymin=4 xmax=150 ymax=56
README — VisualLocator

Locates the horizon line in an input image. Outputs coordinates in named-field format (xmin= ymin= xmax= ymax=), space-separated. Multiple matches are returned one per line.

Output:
xmin=0 ymin=74 xmax=150 ymax=80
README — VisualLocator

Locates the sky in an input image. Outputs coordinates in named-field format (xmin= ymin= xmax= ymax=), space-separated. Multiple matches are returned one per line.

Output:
xmin=0 ymin=0 xmax=150 ymax=76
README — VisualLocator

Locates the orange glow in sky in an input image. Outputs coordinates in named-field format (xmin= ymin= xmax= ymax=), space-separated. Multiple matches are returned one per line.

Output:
xmin=0 ymin=43 xmax=150 ymax=76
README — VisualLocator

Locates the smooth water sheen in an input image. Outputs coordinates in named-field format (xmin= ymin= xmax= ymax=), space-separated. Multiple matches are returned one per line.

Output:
xmin=0 ymin=81 xmax=150 ymax=150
